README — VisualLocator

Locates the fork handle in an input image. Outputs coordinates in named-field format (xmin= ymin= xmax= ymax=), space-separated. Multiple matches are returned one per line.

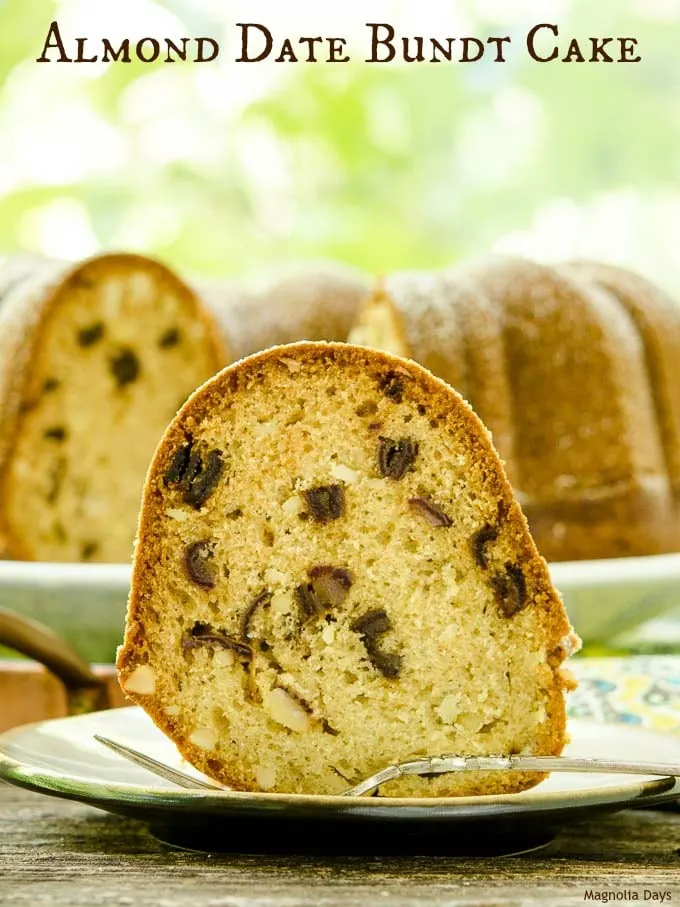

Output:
xmin=344 ymin=754 xmax=680 ymax=797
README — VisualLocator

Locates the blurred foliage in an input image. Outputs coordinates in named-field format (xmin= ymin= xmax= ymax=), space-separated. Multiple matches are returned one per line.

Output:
xmin=0 ymin=0 xmax=679 ymax=286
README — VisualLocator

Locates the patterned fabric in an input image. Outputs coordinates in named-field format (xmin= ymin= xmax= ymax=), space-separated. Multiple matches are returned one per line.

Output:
xmin=569 ymin=656 xmax=680 ymax=735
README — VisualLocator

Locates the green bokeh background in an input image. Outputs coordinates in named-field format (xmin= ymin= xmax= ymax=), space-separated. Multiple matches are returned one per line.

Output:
xmin=0 ymin=0 xmax=679 ymax=286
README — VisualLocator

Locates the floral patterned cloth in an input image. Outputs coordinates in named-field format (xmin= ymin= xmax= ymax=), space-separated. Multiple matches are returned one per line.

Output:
xmin=569 ymin=656 xmax=680 ymax=735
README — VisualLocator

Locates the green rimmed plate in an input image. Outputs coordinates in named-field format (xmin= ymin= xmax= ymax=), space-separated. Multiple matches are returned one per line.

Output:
xmin=0 ymin=708 xmax=678 ymax=855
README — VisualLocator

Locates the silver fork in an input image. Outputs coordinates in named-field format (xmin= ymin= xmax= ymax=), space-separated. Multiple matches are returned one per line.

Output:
xmin=95 ymin=735 xmax=223 ymax=790
xmin=95 ymin=735 xmax=680 ymax=797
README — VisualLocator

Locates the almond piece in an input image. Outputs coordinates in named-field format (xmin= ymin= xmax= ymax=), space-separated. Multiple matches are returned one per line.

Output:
xmin=282 ymin=495 xmax=303 ymax=516
xmin=436 ymin=693 xmax=459 ymax=724
xmin=255 ymin=764 xmax=278 ymax=790
xmin=264 ymin=568 xmax=289 ymax=586
xmin=330 ymin=463 xmax=359 ymax=484
xmin=270 ymin=590 xmax=294 ymax=615
xmin=264 ymin=687 xmax=311 ymax=733
xmin=213 ymin=649 xmax=236 ymax=668
xmin=122 ymin=664 xmax=156 ymax=695
xmin=189 ymin=727 xmax=217 ymax=750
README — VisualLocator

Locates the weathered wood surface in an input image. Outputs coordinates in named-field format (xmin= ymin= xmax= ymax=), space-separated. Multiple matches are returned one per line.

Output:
xmin=1 ymin=782 xmax=678 ymax=906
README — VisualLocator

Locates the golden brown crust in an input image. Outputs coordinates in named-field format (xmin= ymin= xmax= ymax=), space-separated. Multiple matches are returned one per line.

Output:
xmin=119 ymin=341 xmax=574 ymax=798
xmin=564 ymin=261 xmax=680 ymax=512
xmin=199 ymin=263 xmax=371 ymax=360
xmin=351 ymin=257 xmax=679 ymax=561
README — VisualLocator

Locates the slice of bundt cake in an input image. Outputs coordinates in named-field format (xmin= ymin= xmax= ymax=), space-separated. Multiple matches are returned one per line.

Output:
xmin=349 ymin=258 xmax=677 ymax=562
xmin=0 ymin=253 xmax=231 ymax=562
xmin=348 ymin=273 xmax=518 ymax=486
xmin=117 ymin=342 xmax=576 ymax=797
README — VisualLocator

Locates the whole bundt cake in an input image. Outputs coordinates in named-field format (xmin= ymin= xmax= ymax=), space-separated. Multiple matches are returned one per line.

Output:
xmin=199 ymin=262 xmax=370 ymax=361
xmin=349 ymin=257 xmax=680 ymax=562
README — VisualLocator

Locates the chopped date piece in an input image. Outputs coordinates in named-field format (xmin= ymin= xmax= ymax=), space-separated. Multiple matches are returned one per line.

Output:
xmin=240 ymin=590 xmax=273 ymax=639
xmin=47 ymin=457 xmax=66 ymax=504
xmin=183 ymin=621 xmax=252 ymax=658
xmin=378 ymin=371 xmax=405 ymax=403
xmin=367 ymin=649 xmax=402 ymax=679
xmin=295 ymin=583 xmax=324 ymax=622
xmin=81 ymin=541 xmax=99 ymax=560
xmin=491 ymin=563 xmax=528 ymax=618
xmin=308 ymin=566 xmax=354 ymax=607
xmin=295 ymin=566 xmax=353 ymax=623
xmin=110 ymin=348 xmax=140 ymax=387
xmin=159 ymin=327 xmax=181 ymax=349
xmin=165 ymin=440 xmax=224 ymax=509
xmin=303 ymin=484 xmax=345 ymax=523
xmin=53 ymin=521 xmax=67 ymax=543
xmin=190 ymin=620 xmax=218 ymax=637
xmin=351 ymin=608 xmax=402 ymax=679
xmin=408 ymin=497 xmax=452 ymax=528
xmin=164 ymin=443 xmax=192 ymax=485
xmin=184 ymin=540 xmax=217 ymax=588
xmin=378 ymin=437 xmax=418 ymax=480
xmin=44 ymin=426 xmax=67 ymax=443
xmin=351 ymin=608 xmax=392 ymax=639
xmin=184 ymin=448 xmax=224 ymax=509
xmin=471 ymin=523 xmax=498 ymax=569
xmin=77 ymin=322 xmax=104 ymax=348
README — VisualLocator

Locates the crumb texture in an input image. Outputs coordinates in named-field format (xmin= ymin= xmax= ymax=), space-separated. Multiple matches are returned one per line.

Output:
xmin=0 ymin=254 xmax=228 ymax=561
xmin=119 ymin=342 xmax=573 ymax=798
xmin=349 ymin=258 xmax=680 ymax=562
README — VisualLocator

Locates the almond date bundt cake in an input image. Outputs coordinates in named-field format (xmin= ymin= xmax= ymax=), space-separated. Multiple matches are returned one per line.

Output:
xmin=349 ymin=258 xmax=680 ymax=562
xmin=200 ymin=262 xmax=370 ymax=361
xmin=117 ymin=342 xmax=576 ymax=797
xmin=0 ymin=253 xmax=231 ymax=562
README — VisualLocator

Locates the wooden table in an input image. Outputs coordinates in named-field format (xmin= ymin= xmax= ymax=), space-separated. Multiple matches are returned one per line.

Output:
xmin=1 ymin=782 xmax=678 ymax=906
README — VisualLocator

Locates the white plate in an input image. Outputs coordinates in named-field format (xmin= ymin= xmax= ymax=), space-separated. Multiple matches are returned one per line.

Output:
xmin=0 ymin=709 xmax=678 ymax=855
xmin=1 ymin=553 xmax=680 ymax=663
xmin=550 ymin=552 xmax=680 ymax=645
